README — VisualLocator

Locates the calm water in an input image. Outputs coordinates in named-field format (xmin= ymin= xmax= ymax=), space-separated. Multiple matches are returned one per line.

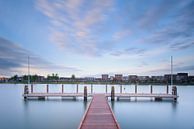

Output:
xmin=0 ymin=84 xmax=194 ymax=129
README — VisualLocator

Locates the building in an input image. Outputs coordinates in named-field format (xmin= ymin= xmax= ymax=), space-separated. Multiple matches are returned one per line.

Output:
xmin=115 ymin=74 xmax=123 ymax=81
xmin=164 ymin=74 xmax=176 ymax=80
xmin=189 ymin=76 xmax=194 ymax=83
xmin=102 ymin=74 xmax=109 ymax=81
xmin=122 ymin=76 xmax=129 ymax=81
xmin=176 ymin=73 xmax=188 ymax=83
xmin=151 ymin=76 xmax=164 ymax=82
xmin=128 ymin=75 xmax=138 ymax=83
xmin=137 ymin=76 xmax=150 ymax=83
xmin=0 ymin=77 xmax=8 ymax=83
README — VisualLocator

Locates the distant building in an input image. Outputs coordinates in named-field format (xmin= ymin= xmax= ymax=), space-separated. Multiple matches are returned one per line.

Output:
xmin=110 ymin=76 xmax=114 ymax=81
xmin=122 ymin=76 xmax=129 ymax=81
xmin=0 ymin=77 xmax=8 ymax=83
xmin=137 ymin=76 xmax=150 ymax=83
xmin=151 ymin=76 xmax=164 ymax=82
xmin=189 ymin=76 xmax=194 ymax=83
xmin=164 ymin=74 xmax=177 ymax=83
xmin=102 ymin=74 xmax=109 ymax=81
xmin=115 ymin=74 xmax=123 ymax=81
xmin=128 ymin=75 xmax=138 ymax=83
xmin=176 ymin=73 xmax=188 ymax=83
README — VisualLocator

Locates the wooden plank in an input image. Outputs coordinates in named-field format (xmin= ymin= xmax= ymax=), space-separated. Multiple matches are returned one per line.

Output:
xmin=78 ymin=94 xmax=120 ymax=129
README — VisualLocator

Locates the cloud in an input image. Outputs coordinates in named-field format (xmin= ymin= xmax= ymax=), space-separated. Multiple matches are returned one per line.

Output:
xmin=110 ymin=47 xmax=146 ymax=57
xmin=170 ymin=41 xmax=194 ymax=50
xmin=139 ymin=0 xmax=177 ymax=28
xmin=36 ymin=0 xmax=114 ymax=57
xmin=0 ymin=37 xmax=81 ymax=76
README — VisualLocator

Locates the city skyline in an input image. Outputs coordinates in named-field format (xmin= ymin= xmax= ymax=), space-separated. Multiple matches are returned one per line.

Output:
xmin=0 ymin=0 xmax=194 ymax=77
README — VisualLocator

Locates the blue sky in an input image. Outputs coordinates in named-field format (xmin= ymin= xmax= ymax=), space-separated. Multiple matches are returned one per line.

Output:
xmin=0 ymin=0 xmax=194 ymax=77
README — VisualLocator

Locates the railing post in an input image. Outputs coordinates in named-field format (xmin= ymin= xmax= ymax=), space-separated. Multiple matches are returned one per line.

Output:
xmin=76 ymin=84 xmax=79 ymax=93
xmin=91 ymin=84 xmax=93 ymax=94
xmin=31 ymin=84 xmax=33 ymax=93
xmin=135 ymin=84 xmax=137 ymax=94
xmin=84 ymin=86 xmax=87 ymax=101
xmin=62 ymin=84 xmax=64 ymax=93
xmin=111 ymin=86 xmax=115 ymax=101
xmin=166 ymin=84 xmax=169 ymax=94
xmin=150 ymin=85 xmax=153 ymax=94
xmin=46 ymin=84 xmax=49 ymax=93
xmin=106 ymin=84 xmax=107 ymax=93
xmin=120 ymin=84 xmax=122 ymax=93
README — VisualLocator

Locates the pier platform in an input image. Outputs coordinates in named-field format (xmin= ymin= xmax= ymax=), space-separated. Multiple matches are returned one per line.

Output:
xmin=78 ymin=94 xmax=120 ymax=129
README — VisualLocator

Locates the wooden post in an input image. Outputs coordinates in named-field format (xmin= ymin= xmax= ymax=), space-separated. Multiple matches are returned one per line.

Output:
xmin=46 ymin=84 xmax=49 ymax=93
xmin=166 ymin=84 xmax=169 ymax=94
xmin=84 ymin=86 xmax=87 ymax=101
xmin=31 ymin=84 xmax=33 ymax=93
xmin=62 ymin=84 xmax=64 ymax=93
xmin=135 ymin=84 xmax=137 ymax=94
xmin=24 ymin=85 xmax=29 ymax=99
xmin=106 ymin=84 xmax=107 ymax=93
xmin=24 ymin=85 xmax=29 ymax=94
xmin=111 ymin=86 xmax=115 ymax=101
xmin=120 ymin=84 xmax=122 ymax=93
xmin=91 ymin=84 xmax=93 ymax=94
xmin=150 ymin=85 xmax=153 ymax=94
xmin=172 ymin=86 xmax=177 ymax=101
xmin=76 ymin=84 xmax=78 ymax=93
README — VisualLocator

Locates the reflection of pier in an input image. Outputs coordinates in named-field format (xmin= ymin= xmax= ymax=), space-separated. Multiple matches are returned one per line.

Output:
xmin=23 ymin=84 xmax=178 ymax=101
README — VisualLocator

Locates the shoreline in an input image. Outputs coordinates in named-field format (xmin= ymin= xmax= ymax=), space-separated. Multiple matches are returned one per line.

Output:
xmin=0 ymin=82 xmax=194 ymax=86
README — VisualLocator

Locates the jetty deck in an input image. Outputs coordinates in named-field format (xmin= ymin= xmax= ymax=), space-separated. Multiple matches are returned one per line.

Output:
xmin=78 ymin=94 xmax=120 ymax=129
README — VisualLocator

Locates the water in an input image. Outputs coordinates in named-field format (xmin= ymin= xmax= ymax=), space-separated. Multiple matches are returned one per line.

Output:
xmin=0 ymin=84 xmax=194 ymax=129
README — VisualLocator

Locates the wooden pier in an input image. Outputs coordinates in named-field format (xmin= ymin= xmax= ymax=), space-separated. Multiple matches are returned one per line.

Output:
xmin=23 ymin=84 xmax=178 ymax=101
xmin=78 ymin=94 xmax=120 ymax=129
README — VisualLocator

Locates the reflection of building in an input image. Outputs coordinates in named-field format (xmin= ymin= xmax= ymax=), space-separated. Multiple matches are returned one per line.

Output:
xmin=115 ymin=74 xmax=123 ymax=81
xmin=102 ymin=74 xmax=108 ymax=80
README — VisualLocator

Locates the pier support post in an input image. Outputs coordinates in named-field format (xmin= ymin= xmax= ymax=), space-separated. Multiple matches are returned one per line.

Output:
xmin=166 ymin=84 xmax=169 ymax=94
xmin=76 ymin=84 xmax=79 ymax=93
xmin=84 ymin=86 xmax=87 ymax=101
xmin=111 ymin=86 xmax=115 ymax=101
xmin=155 ymin=97 xmax=162 ymax=101
xmin=46 ymin=84 xmax=49 ymax=93
xmin=91 ymin=84 xmax=93 ymax=94
xmin=62 ymin=84 xmax=64 ymax=93
xmin=135 ymin=84 xmax=137 ymax=94
xmin=24 ymin=85 xmax=29 ymax=99
xmin=31 ymin=84 xmax=33 ymax=93
xmin=150 ymin=85 xmax=153 ymax=94
xmin=172 ymin=86 xmax=177 ymax=101
xmin=106 ymin=84 xmax=107 ymax=93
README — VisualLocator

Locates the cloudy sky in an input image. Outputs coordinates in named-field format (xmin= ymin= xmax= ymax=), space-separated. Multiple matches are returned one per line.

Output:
xmin=0 ymin=0 xmax=194 ymax=77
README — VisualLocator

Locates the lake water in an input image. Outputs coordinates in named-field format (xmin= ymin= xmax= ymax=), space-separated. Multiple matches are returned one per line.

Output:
xmin=0 ymin=84 xmax=194 ymax=129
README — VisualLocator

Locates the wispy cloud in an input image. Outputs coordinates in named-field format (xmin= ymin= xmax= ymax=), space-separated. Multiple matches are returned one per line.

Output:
xmin=36 ymin=0 xmax=114 ymax=56
xmin=0 ymin=37 xmax=81 ymax=76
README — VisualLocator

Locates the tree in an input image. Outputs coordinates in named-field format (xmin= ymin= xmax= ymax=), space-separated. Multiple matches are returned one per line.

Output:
xmin=71 ymin=74 xmax=75 ymax=79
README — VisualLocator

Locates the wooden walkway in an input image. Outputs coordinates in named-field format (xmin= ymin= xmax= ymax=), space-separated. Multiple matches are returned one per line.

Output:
xmin=78 ymin=94 xmax=120 ymax=129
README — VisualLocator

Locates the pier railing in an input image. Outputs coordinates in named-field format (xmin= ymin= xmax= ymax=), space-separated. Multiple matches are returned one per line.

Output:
xmin=23 ymin=84 xmax=178 ymax=101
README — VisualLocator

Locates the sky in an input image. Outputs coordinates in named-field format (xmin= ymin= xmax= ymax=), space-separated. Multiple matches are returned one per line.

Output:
xmin=0 ymin=0 xmax=194 ymax=77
